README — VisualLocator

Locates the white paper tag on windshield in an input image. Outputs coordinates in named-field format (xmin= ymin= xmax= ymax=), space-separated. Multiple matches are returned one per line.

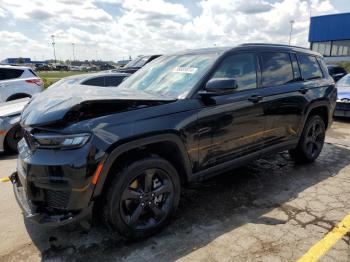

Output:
xmin=173 ymin=67 xmax=198 ymax=74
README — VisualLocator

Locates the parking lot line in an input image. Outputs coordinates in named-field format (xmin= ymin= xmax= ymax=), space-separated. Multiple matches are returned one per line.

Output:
xmin=297 ymin=212 xmax=350 ymax=262
xmin=0 ymin=177 xmax=10 ymax=183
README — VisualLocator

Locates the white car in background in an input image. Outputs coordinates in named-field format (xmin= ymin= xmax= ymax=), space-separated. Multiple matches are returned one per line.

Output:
xmin=0 ymin=65 xmax=44 ymax=102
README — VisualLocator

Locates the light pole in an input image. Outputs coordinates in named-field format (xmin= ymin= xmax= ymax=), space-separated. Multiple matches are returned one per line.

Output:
xmin=289 ymin=20 xmax=295 ymax=45
xmin=51 ymin=35 xmax=57 ymax=64
xmin=72 ymin=43 xmax=76 ymax=61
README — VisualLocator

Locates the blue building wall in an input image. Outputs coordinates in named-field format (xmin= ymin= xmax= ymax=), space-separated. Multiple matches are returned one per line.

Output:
xmin=309 ymin=13 xmax=350 ymax=42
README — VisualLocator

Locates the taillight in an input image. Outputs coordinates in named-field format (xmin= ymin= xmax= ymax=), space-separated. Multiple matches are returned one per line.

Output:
xmin=25 ymin=79 xmax=43 ymax=86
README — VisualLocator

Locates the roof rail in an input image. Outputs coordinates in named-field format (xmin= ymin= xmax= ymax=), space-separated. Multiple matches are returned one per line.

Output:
xmin=239 ymin=43 xmax=311 ymax=51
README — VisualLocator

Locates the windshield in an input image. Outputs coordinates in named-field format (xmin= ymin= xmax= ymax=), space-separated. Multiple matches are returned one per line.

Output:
xmin=337 ymin=74 xmax=350 ymax=88
xmin=117 ymin=53 xmax=219 ymax=99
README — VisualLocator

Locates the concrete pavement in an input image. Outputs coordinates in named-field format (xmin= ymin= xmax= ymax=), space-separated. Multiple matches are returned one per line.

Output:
xmin=0 ymin=120 xmax=350 ymax=261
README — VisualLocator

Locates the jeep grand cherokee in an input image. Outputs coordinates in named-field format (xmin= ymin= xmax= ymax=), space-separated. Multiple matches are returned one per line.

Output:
xmin=11 ymin=44 xmax=336 ymax=240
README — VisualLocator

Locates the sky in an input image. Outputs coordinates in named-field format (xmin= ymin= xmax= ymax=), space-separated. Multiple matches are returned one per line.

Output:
xmin=0 ymin=0 xmax=349 ymax=62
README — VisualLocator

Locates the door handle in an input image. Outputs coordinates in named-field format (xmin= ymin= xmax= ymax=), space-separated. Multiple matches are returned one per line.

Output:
xmin=248 ymin=95 xmax=263 ymax=103
xmin=298 ymin=87 xmax=309 ymax=94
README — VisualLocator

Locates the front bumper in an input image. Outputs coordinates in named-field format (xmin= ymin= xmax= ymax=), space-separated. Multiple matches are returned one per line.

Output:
xmin=10 ymin=171 xmax=93 ymax=226
xmin=334 ymin=102 xmax=350 ymax=117
xmin=12 ymin=135 xmax=103 ymax=226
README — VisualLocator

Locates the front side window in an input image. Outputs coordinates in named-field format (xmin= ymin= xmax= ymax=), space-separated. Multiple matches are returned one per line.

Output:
xmin=260 ymin=52 xmax=294 ymax=87
xmin=211 ymin=53 xmax=257 ymax=91
xmin=117 ymin=53 xmax=220 ymax=99
xmin=298 ymin=55 xmax=323 ymax=80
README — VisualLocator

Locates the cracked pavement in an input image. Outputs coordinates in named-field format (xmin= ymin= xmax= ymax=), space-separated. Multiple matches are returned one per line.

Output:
xmin=0 ymin=120 xmax=350 ymax=262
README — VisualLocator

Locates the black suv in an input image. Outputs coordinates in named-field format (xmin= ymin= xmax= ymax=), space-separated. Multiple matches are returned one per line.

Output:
xmin=12 ymin=44 xmax=336 ymax=240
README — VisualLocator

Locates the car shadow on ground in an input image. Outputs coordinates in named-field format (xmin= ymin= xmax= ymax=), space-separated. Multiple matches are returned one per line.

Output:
xmin=22 ymin=143 xmax=350 ymax=261
xmin=0 ymin=152 xmax=17 ymax=161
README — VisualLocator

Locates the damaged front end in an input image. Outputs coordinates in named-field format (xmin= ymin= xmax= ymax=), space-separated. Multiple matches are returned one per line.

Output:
xmin=13 ymin=84 xmax=176 ymax=226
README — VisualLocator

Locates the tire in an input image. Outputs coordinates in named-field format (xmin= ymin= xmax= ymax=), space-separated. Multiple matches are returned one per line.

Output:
xmin=103 ymin=156 xmax=181 ymax=240
xmin=289 ymin=115 xmax=325 ymax=164
xmin=5 ymin=125 xmax=23 ymax=153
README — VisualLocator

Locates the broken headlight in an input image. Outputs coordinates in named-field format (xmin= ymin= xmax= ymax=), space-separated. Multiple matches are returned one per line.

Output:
xmin=33 ymin=133 xmax=91 ymax=149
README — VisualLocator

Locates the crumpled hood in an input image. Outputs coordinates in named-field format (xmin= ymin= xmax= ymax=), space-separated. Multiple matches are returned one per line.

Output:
xmin=21 ymin=84 xmax=175 ymax=127
xmin=0 ymin=98 xmax=30 ymax=118
xmin=337 ymin=85 xmax=350 ymax=100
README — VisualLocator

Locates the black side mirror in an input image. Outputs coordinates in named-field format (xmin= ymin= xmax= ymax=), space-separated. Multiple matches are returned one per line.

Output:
xmin=199 ymin=78 xmax=238 ymax=96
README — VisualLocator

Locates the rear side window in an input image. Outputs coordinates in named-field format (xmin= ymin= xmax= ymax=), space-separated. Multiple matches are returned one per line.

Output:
xmin=212 ymin=53 xmax=257 ymax=91
xmin=260 ymin=52 xmax=294 ymax=87
xmin=0 ymin=68 xmax=24 ymax=80
xmin=297 ymin=55 xmax=323 ymax=80
xmin=105 ymin=76 xmax=126 ymax=87
xmin=82 ymin=77 xmax=105 ymax=86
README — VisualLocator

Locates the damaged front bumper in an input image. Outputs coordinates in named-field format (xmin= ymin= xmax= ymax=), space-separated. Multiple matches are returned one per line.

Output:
xmin=10 ymin=171 xmax=93 ymax=226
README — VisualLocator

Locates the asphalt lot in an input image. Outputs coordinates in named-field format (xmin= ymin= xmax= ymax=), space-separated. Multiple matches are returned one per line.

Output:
xmin=1 ymin=120 xmax=350 ymax=262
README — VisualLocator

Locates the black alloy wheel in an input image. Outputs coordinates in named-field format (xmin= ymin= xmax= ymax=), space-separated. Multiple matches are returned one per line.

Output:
xmin=103 ymin=157 xmax=180 ymax=240
xmin=120 ymin=168 xmax=174 ymax=230
xmin=289 ymin=115 xmax=325 ymax=163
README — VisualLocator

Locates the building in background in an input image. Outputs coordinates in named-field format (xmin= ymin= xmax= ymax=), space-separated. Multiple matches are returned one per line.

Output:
xmin=1 ymin=57 xmax=47 ymax=66
xmin=309 ymin=12 xmax=350 ymax=62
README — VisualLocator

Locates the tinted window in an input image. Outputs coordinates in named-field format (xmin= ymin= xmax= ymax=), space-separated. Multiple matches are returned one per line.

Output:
xmin=0 ymin=68 xmax=24 ymax=80
xmin=82 ymin=77 xmax=105 ymax=86
xmin=298 ymin=55 xmax=323 ymax=80
xmin=260 ymin=52 xmax=294 ymax=87
xmin=105 ymin=76 xmax=126 ymax=86
xmin=333 ymin=66 xmax=347 ymax=74
xmin=212 ymin=53 xmax=257 ymax=91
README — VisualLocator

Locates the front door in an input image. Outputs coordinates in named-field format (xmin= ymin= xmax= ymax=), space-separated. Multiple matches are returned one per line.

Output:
xmin=197 ymin=52 xmax=268 ymax=170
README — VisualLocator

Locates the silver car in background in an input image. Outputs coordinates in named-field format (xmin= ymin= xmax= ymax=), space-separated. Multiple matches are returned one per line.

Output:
xmin=48 ymin=72 xmax=130 ymax=89
xmin=0 ymin=98 xmax=29 ymax=152
xmin=0 ymin=71 xmax=130 ymax=153
xmin=0 ymin=65 xmax=44 ymax=102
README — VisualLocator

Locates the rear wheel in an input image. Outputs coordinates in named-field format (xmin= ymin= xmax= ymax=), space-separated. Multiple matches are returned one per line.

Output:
xmin=289 ymin=115 xmax=325 ymax=163
xmin=103 ymin=156 xmax=180 ymax=240
xmin=5 ymin=125 xmax=23 ymax=153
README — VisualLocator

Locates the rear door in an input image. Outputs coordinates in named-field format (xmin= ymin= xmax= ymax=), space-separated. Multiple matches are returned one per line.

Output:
xmin=257 ymin=52 xmax=307 ymax=147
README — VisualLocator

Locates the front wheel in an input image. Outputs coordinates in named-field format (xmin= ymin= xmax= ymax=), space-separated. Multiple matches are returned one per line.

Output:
xmin=5 ymin=125 xmax=23 ymax=153
xmin=103 ymin=157 xmax=181 ymax=240
xmin=289 ymin=115 xmax=326 ymax=164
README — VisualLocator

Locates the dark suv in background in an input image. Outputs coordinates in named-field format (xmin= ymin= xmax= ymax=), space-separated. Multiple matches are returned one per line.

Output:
xmin=11 ymin=44 xmax=336 ymax=240
xmin=112 ymin=55 xmax=161 ymax=74
xmin=327 ymin=64 xmax=347 ymax=82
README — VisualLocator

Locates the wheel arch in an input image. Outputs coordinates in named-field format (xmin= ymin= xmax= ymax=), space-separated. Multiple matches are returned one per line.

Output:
xmin=92 ymin=134 xmax=192 ymax=198
xmin=304 ymin=102 xmax=330 ymax=129
xmin=6 ymin=93 xmax=31 ymax=102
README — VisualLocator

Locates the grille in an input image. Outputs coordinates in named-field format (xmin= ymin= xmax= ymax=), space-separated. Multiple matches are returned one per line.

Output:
xmin=46 ymin=190 xmax=70 ymax=209
xmin=336 ymin=103 xmax=350 ymax=111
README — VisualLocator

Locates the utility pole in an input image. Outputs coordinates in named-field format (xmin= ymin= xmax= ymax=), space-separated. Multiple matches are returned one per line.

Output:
xmin=51 ymin=35 xmax=57 ymax=64
xmin=72 ymin=43 xmax=76 ymax=61
xmin=289 ymin=20 xmax=295 ymax=45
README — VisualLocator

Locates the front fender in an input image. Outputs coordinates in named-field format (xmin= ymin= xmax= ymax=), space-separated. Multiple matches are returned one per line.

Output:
xmin=92 ymin=133 xmax=192 ymax=197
